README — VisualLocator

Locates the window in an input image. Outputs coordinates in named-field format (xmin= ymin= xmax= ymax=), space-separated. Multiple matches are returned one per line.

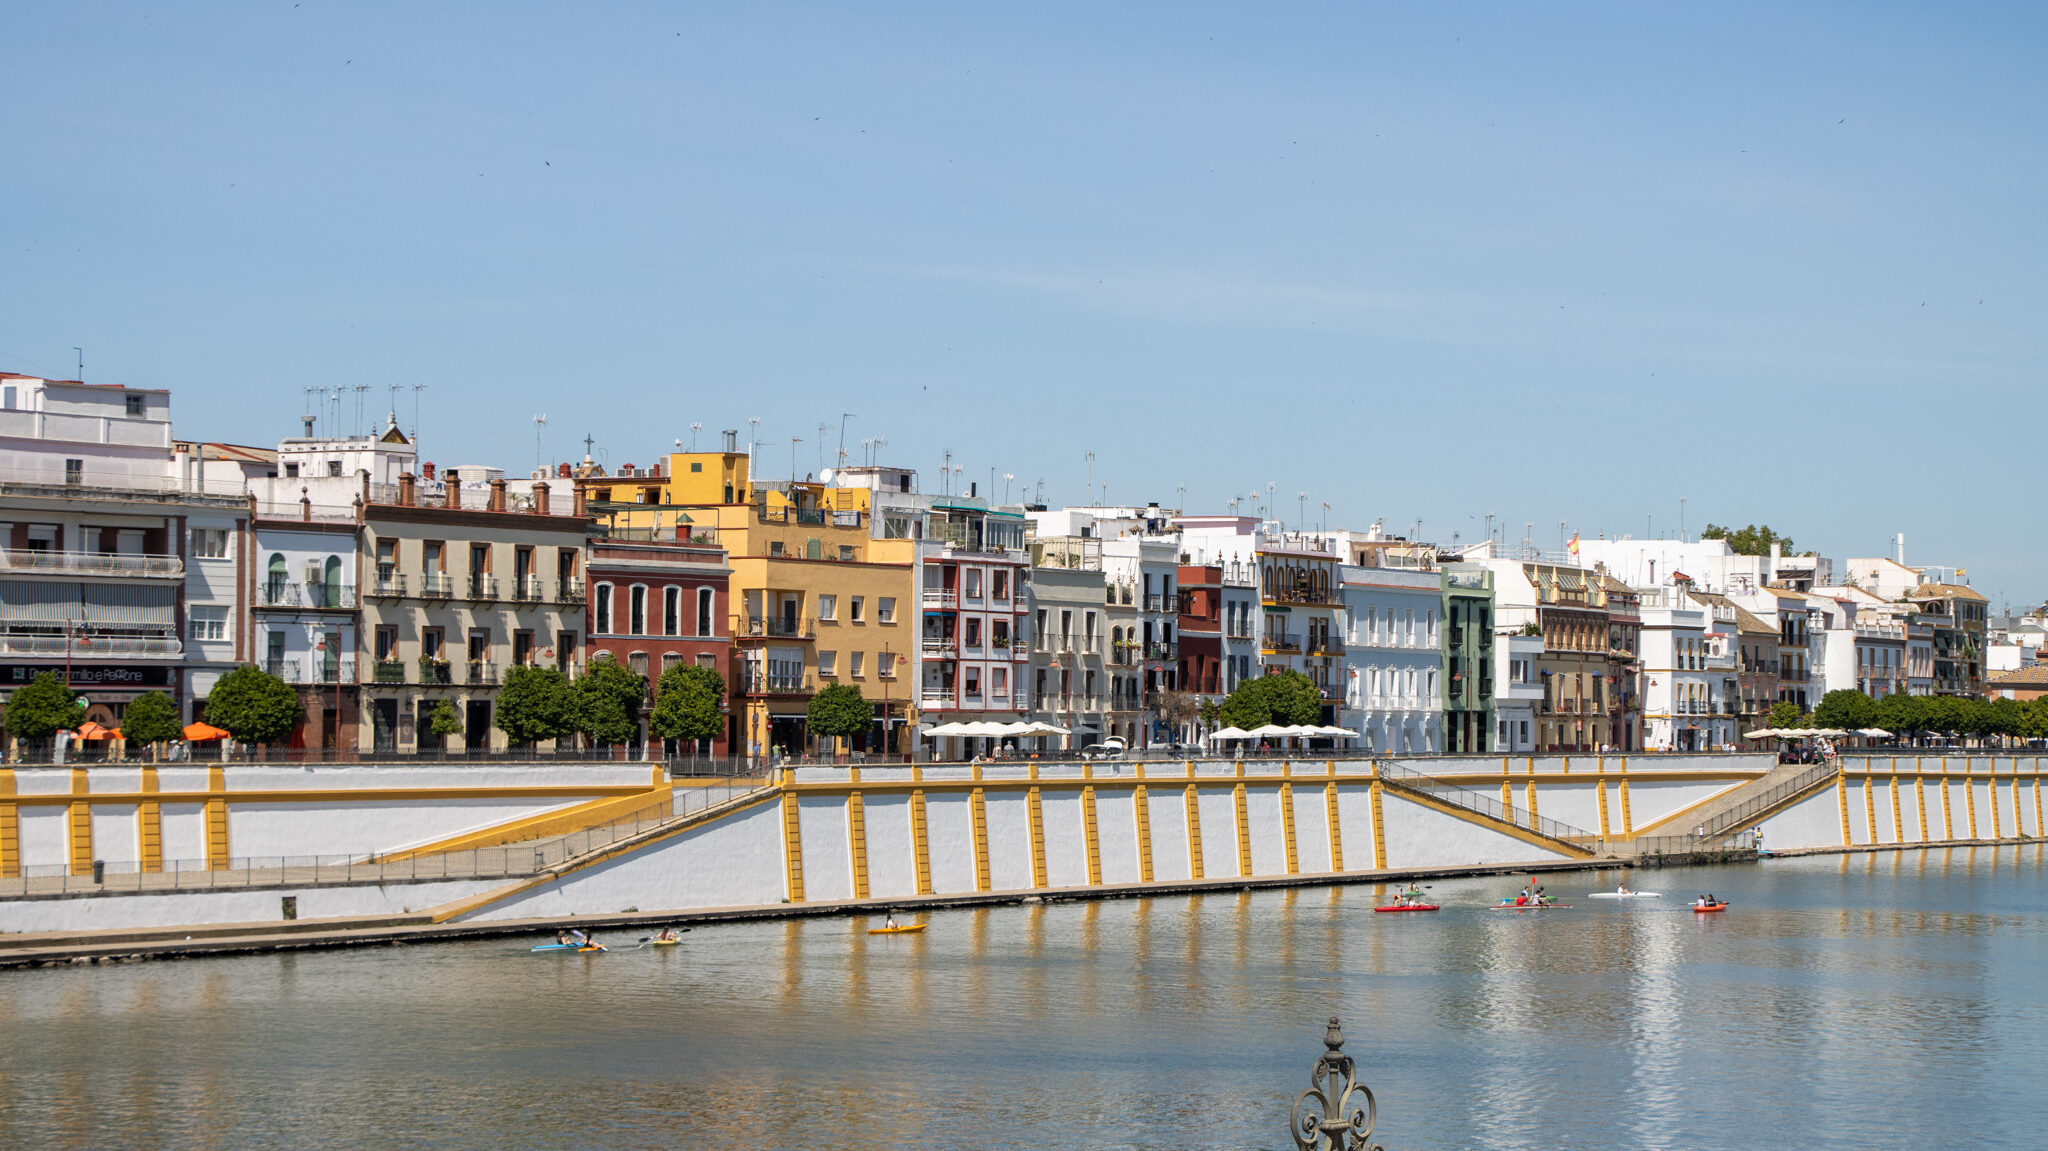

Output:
xmin=664 ymin=587 xmax=681 ymax=636
xmin=838 ymin=545 xmax=856 ymax=562
xmin=850 ymin=651 xmax=865 ymax=677
xmin=690 ymin=461 xmax=703 ymax=473
xmin=992 ymin=667 xmax=1009 ymax=699
xmin=189 ymin=607 xmax=227 ymax=641
xmin=769 ymin=541 xmax=785 ymax=557
xmin=992 ymin=570 xmax=1009 ymax=601
xmin=0 ymin=385 xmax=14 ymax=409
xmin=818 ymin=651 xmax=838 ymax=677
xmin=697 ymin=587 xmax=715 ymax=636
xmin=818 ymin=594 xmax=837 ymax=621
xmin=965 ymin=618 xmax=982 ymax=648
xmin=327 ymin=460 xmax=343 ymax=477
xmin=422 ymin=627 xmax=445 ymax=660
xmin=191 ymin=528 xmax=229 ymax=559
xmin=629 ymin=585 xmax=647 ymax=635
xmin=375 ymin=627 xmax=398 ymax=661
xmin=878 ymin=597 xmax=896 ymax=623
xmin=284 ymin=462 xmax=300 ymax=478
xmin=878 ymin=651 xmax=895 ymax=678
xmin=965 ymin=570 xmax=982 ymax=599
xmin=594 ymin=583 xmax=614 ymax=633
xmin=849 ymin=596 xmax=864 ymax=623
xmin=65 ymin=458 xmax=83 ymax=485
xmin=964 ymin=667 xmax=982 ymax=698
xmin=124 ymin=393 xmax=146 ymax=416
xmin=805 ymin=538 xmax=821 ymax=560
xmin=1426 ymin=611 xmax=1438 ymax=646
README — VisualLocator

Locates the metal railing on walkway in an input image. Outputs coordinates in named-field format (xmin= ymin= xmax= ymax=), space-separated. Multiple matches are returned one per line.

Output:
xmin=0 ymin=776 xmax=772 ymax=899
xmin=1374 ymin=758 xmax=1600 ymax=850
xmin=1688 ymin=760 xmax=1840 ymax=840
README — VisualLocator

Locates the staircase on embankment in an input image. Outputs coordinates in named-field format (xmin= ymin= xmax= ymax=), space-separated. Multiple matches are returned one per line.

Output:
xmin=1622 ymin=759 xmax=1840 ymax=854
xmin=1373 ymin=759 xmax=1605 ymax=858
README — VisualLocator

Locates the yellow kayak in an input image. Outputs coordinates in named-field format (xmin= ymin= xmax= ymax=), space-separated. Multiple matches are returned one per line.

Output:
xmin=867 ymin=923 xmax=927 ymax=935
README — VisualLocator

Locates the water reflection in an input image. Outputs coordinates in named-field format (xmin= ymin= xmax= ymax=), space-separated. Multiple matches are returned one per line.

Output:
xmin=2 ymin=848 xmax=2044 ymax=1150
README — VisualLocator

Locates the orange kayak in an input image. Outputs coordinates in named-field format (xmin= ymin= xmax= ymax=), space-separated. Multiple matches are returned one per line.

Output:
xmin=867 ymin=923 xmax=927 ymax=935
xmin=1693 ymin=903 xmax=1728 ymax=913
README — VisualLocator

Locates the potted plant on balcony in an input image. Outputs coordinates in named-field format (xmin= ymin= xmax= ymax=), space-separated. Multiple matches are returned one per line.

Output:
xmin=418 ymin=654 xmax=451 ymax=684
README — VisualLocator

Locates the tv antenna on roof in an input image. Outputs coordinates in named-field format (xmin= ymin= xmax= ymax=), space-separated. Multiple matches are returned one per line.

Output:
xmin=533 ymin=414 xmax=548 ymax=470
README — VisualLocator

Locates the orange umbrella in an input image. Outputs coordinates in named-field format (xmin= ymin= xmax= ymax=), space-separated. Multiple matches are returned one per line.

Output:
xmin=183 ymin=722 xmax=230 ymax=741
xmin=76 ymin=721 xmax=121 ymax=740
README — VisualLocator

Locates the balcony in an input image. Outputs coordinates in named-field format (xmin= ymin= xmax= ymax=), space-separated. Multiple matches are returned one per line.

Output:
xmin=266 ymin=658 xmax=357 ymax=685
xmin=921 ymin=636 xmax=958 ymax=656
xmin=371 ymin=660 xmax=407 ymax=684
xmin=744 ymin=619 xmax=814 ymax=640
xmin=742 ymin=670 xmax=812 ymax=696
xmin=1143 ymin=594 xmax=1167 ymax=613
xmin=0 ymin=633 xmax=182 ymax=657
xmin=466 ymin=575 xmax=500 ymax=602
xmin=465 ymin=660 xmax=498 ymax=686
xmin=1304 ymin=638 xmax=1342 ymax=657
xmin=418 ymin=573 xmax=455 ymax=599
xmin=1146 ymin=640 xmax=1178 ymax=661
xmin=511 ymin=576 xmax=545 ymax=603
xmin=369 ymin=572 xmax=407 ymax=598
xmin=1 ymin=549 xmax=184 ymax=578
xmin=417 ymin=660 xmax=453 ymax=684
xmin=257 ymin=582 xmax=357 ymax=609
xmin=1261 ymin=632 xmax=1300 ymax=654
xmin=919 ymin=688 xmax=954 ymax=706
xmin=1264 ymin=589 xmax=1338 ymax=607
xmin=922 ymin=588 xmax=958 ymax=608
xmin=557 ymin=581 xmax=585 ymax=603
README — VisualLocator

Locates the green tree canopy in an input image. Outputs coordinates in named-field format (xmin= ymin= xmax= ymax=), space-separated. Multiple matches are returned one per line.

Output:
xmin=1701 ymin=523 xmax=1804 ymax=557
xmin=121 ymin=690 xmax=181 ymax=746
xmin=205 ymin=665 xmax=302 ymax=744
xmin=1765 ymin=700 xmax=1806 ymax=730
xmin=650 ymin=663 xmax=725 ymax=744
xmin=1218 ymin=670 xmax=1324 ymax=730
xmin=1812 ymin=689 xmax=1875 ymax=731
xmin=574 ymin=659 xmax=647 ymax=745
xmin=2 ymin=671 xmax=85 ymax=740
xmin=428 ymin=700 xmax=463 ymax=738
xmin=1197 ymin=697 xmax=1221 ymax=729
xmin=495 ymin=665 xmax=577 ymax=745
xmin=806 ymin=683 xmax=874 ymax=741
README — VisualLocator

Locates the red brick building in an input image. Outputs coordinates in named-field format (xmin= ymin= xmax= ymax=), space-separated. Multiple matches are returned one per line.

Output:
xmin=585 ymin=533 xmax=733 ymax=755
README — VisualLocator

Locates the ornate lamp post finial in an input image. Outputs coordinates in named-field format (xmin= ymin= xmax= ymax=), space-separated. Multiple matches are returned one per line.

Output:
xmin=1291 ymin=1017 xmax=1383 ymax=1151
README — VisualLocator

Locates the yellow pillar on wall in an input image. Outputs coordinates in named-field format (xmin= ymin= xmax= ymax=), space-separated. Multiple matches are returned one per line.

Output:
xmin=1368 ymin=778 xmax=1387 ymax=869
xmin=1183 ymin=784 xmax=1204 ymax=880
xmin=1863 ymin=775 xmax=1877 ymax=845
xmin=138 ymin=765 xmax=162 ymax=873
xmin=1618 ymin=757 xmax=1633 ymax=834
xmin=1836 ymin=769 xmax=1852 ymax=847
xmin=1324 ymin=782 xmax=1344 ymax=872
xmin=1026 ymin=786 xmax=1048 ymax=889
xmin=779 ymin=790 xmax=806 ymax=903
xmin=1963 ymin=760 xmax=1979 ymax=840
xmin=1279 ymin=782 xmax=1299 ymax=875
xmin=846 ymin=790 xmax=870 ymax=900
xmin=969 ymin=787 xmax=992 ymax=892
xmin=1232 ymin=782 xmax=1253 ymax=878
xmin=1080 ymin=785 xmax=1102 ymax=886
xmin=1940 ymin=760 xmax=1954 ymax=840
xmin=205 ymin=765 xmax=231 ymax=870
xmin=909 ymin=789 xmax=933 ymax=895
xmin=1915 ymin=772 xmax=1929 ymax=843
xmin=1132 ymin=784 xmax=1153 ymax=883
xmin=68 ymin=767 xmax=94 ymax=877
xmin=1889 ymin=773 xmax=1903 ymax=844
xmin=1987 ymin=766 xmax=2003 ymax=840
xmin=0 ymin=768 xmax=17 ymax=879
xmin=1595 ymin=770 xmax=1611 ymax=838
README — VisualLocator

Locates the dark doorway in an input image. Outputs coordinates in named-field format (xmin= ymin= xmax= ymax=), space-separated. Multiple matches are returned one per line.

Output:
xmin=465 ymin=700 xmax=491 ymax=751
xmin=371 ymin=699 xmax=399 ymax=753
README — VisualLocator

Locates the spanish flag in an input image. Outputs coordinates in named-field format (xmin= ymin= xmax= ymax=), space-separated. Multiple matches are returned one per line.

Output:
xmin=1568 ymin=532 xmax=1580 ymax=557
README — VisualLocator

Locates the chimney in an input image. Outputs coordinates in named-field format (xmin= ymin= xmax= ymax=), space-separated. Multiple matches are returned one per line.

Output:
xmin=1896 ymin=532 xmax=1906 ymax=567
xmin=445 ymin=471 xmax=461 ymax=509
xmin=722 ymin=428 xmax=738 ymax=452
xmin=422 ymin=461 xmax=436 ymax=480
xmin=556 ymin=461 xmax=572 ymax=479
xmin=360 ymin=469 xmax=371 ymax=508
xmin=302 ymin=415 xmax=315 ymax=437
xmin=488 ymin=478 xmax=508 ymax=513
xmin=300 ymin=486 xmax=312 ymax=522
xmin=531 ymin=480 xmax=550 ymax=516
xmin=398 ymin=471 xmax=416 ymax=506
xmin=572 ymin=483 xmax=587 ymax=518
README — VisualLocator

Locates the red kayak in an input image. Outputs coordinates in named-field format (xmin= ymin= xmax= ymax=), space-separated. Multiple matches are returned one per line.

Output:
xmin=1374 ymin=903 xmax=1441 ymax=913
xmin=1692 ymin=902 xmax=1729 ymax=913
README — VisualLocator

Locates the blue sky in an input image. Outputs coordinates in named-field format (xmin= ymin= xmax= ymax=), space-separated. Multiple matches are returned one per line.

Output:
xmin=4 ymin=4 xmax=2043 ymax=606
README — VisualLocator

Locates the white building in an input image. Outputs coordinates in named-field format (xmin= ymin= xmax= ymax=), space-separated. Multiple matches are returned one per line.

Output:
xmin=1339 ymin=564 xmax=1442 ymax=754
xmin=1493 ymin=633 xmax=1544 ymax=752
xmin=1636 ymin=585 xmax=1716 ymax=751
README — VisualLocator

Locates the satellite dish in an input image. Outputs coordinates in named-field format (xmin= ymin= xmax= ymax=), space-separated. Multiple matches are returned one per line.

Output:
xmin=820 ymin=468 xmax=835 ymax=484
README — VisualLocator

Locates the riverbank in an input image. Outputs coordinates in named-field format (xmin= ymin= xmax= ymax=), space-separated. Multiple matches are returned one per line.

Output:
xmin=0 ymin=854 xmax=1609 ymax=967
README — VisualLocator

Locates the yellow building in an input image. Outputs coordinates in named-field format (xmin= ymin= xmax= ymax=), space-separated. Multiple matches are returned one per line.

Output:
xmin=580 ymin=446 xmax=919 ymax=757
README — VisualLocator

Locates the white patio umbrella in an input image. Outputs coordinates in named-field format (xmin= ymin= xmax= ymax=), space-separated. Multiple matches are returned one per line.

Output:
xmin=1743 ymin=728 xmax=1781 ymax=739
xmin=1858 ymin=728 xmax=1892 ymax=738
xmin=921 ymin=722 xmax=973 ymax=736
xmin=1311 ymin=725 xmax=1360 ymax=737
xmin=1020 ymin=721 xmax=1071 ymax=736
xmin=1249 ymin=723 xmax=1304 ymax=738
xmin=957 ymin=720 xmax=1016 ymax=737
xmin=1209 ymin=726 xmax=1255 ymax=741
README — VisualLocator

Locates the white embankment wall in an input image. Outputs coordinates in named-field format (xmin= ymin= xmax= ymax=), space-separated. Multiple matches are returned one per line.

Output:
xmin=4 ymin=754 xmax=1845 ymax=933
xmin=1758 ymin=755 xmax=2047 ymax=852
xmin=460 ymin=754 xmax=1775 ymax=922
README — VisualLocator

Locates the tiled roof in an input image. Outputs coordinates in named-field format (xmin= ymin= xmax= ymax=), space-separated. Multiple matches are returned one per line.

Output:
xmin=1987 ymin=665 xmax=2048 ymax=687
xmin=1913 ymin=582 xmax=1988 ymax=601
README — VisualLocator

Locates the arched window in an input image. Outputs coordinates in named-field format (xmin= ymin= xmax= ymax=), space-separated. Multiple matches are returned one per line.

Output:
xmin=267 ymin=554 xmax=287 ymax=600
xmin=629 ymin=585 xmax=647 ymax=635
xmin=697 ymin=587 xmax=714 ymax=637
xmin=323 ymin=555 xmax=343 ymax=608
xmin=594 ymin=583 xmax=614 ymax=633
xmin=663 ymin=586 xmax=681 ymax=636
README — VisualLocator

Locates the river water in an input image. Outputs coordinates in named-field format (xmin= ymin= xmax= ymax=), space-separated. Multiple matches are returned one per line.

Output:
xmin=2 ymin=844 xmax=2043 ymax=1150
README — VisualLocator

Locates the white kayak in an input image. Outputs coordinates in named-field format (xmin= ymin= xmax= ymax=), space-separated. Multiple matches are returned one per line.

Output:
xmin=1587 ymin=891 xmax=1661 ymax=899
